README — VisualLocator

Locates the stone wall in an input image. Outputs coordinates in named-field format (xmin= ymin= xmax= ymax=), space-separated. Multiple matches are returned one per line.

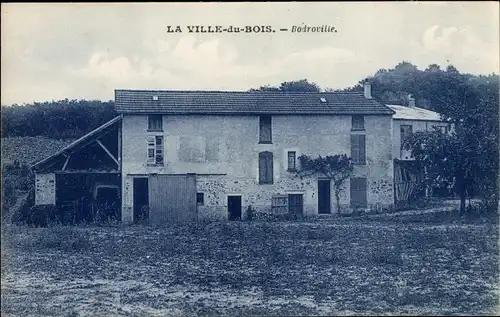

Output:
xmin=196 ymin=175 xmax=318 ymax=221
xmin=196 ymin=174 xmax=394 ymax=220
xmin=121 ymin=113 xmax=395 ymax=222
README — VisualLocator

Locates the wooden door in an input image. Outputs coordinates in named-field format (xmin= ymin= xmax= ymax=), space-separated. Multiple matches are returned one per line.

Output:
xmin=148 ymin=174 xmax=197 ymax=224
xmin=288 ymin=194 xmax=304 ymax=216
xmin=318 ymin=180 xmax=331 ymax=214
xmin=228 ymin=196 xmax=242 ymax=221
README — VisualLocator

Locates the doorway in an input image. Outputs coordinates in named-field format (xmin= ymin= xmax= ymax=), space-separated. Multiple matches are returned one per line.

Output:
xmin=133 ymin=177 xmax=149 ymax=223
xmin=228 ymin=196 xmax=242 ymax=221
xmin=288 ymin=194 xmax=304 ymax=216
xmin=318 ymin=179 xmax=331 ymax=214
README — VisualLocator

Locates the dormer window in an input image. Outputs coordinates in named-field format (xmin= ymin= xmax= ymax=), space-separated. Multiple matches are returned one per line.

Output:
xmin=320 ymin=97 xmax=327 ymax=103
xmin=152 ymin=95 xmax=159 ymax=101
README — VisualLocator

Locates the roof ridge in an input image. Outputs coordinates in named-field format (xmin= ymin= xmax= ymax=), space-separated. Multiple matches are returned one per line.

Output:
xmin=115 ymin=89 xmax=363 ymax=94
xmin=114 ymin=90 xmax=394 ymax=115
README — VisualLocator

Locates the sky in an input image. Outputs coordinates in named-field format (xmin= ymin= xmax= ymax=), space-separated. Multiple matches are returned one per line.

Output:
xmin=1 ymin=2 xmax=499 ymax=105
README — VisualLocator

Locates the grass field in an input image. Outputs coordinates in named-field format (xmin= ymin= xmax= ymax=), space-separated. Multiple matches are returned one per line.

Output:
xmin=1 ymin=219 xmax=499 ymax=316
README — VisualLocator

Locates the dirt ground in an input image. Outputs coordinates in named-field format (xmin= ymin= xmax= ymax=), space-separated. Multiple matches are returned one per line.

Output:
xmin=1 ymin=220 xmax=499 ymax=316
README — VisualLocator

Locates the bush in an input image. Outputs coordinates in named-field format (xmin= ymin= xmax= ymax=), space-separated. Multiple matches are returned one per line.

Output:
xmin=2 ymin=179 xmax=15 ymax=208
xmin=467 ymin=200 xmax=498 ymax=215
xmin=28 ymin=204 xmax=59 ymax=227
xmin=246 ymin=205 xmax=254 ymax=221
xmin=10 ymin=190 xmax=35 ymax=224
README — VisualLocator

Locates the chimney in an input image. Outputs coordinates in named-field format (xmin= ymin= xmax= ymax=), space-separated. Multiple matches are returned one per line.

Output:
xmin=408 ymin=94 xmax=415 ymax=108
xmin=363 ymin=82 xmax=372 ymax=99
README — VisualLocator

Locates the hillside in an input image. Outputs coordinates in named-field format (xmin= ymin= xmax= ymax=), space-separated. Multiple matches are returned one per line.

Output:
xmin=1 ymin=137 xmax=75 ymax=166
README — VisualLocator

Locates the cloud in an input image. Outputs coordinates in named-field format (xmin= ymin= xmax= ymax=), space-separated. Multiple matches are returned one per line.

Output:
xmin=284 ymin=47 xmax=357 ymax=64
xmin=68 ymin=35 xmax=365 ymax=96
xmin=421 ymin=25 xmax=458 ymax=52
xmin=2 ymin=3 xmax=498 ymax=104
xmin=83 ymin=53 xmax=135 ymax=81
xmin=409 ymin=25 xmax=499 ymax=74
xmin=157 ymin=40 xmax=170 ymax=52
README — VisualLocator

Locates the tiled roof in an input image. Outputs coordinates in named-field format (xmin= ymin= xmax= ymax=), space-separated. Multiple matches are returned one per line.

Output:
xmin=115 ymin=90 xmax=395 ymax=115
xmin=386 ymin=104 xmax=443 ymax=121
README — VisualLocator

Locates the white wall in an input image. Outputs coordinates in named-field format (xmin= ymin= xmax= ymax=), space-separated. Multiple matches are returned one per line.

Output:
xmin=393 ymin=119 xmax=450 ymax=160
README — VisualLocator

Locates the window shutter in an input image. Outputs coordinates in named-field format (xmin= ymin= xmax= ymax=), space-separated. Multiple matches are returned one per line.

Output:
xmin=287 ymin=151 xmax=296 ymax=170
xmin=351 ymin=135 xmax=365 ymax=164
xmin=259 ymin=153 xmax=266 ymax=183
xmin=359 ymin=135 xmax=366 ymax=164
xmin=351 ymin=135 xmax=359 ymax=163
xmin=266 ymin=152 xmax=273 ymax=183
xmin=259 ymin=151 xmax=273 ymax=184
xmin=350 ymin=177 xmax=367 ymax=208
xmin=155 ymin=136 xmax=164 ymax=165
xmin=147 ymin=136 xmax=155 ymax=164
xmin=259 ymin=115 xmax=272 ymax=143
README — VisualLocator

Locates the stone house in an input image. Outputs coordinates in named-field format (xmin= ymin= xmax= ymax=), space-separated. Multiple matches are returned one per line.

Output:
xmin=32 ymin=84 xmax=395 ymax=224
xmin=386 ymin=95 xmax=451 ymax=204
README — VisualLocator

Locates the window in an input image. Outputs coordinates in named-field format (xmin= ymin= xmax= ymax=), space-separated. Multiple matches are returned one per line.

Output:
xmin=350 ymin=177 xmax=367 ymax=208
xmin=287 ymin=151 xmax=296 ymax=171
xmin=351 ymin=134 xmax=366 ymax=165
xmin=147 ymin=136 xmax=164 ymax=166
xmin=352 ymin=115 xmax=365 ymax=130
xmin=400 ymin=125 xmax=413 ymax=147
xmin=197 ymin=193 xmax=204 ymax=206
xmin=259 ymin=151 xmax=273 ymax=184
xmin=259 ymin=115 xmax=272 ymax=143
xmin=148 ymin=115 xmax=163 ymax=131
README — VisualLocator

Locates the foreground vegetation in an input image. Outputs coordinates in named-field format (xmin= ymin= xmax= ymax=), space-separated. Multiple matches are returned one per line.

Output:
xmin=2 ymin=219 xmax=498 ymax=316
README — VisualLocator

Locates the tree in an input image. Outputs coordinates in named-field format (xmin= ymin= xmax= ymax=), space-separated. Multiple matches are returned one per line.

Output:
xmin=290 ymin=154 xmax=354 ymax=215
xmin=404 ymin=75 xmax=499 ymax=213
xmin=250 ymin=79 xmax=321 ymax=92
xmin=404 ymin=130 xmax=472 ymax=214
xmin=334 ymin=62 xmax=498 ymax=213
xmin=249 ymin=84 xmax=280 ymax=92
xmin=278 ymin=79 xmax=321 ymax=92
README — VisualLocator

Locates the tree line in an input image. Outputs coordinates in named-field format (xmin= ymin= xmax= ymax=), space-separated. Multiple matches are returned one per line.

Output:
xmin=1 ymin=99 xmax=116 ymax=139
xmin=2 ymin=61 xmax=497 ymax=139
